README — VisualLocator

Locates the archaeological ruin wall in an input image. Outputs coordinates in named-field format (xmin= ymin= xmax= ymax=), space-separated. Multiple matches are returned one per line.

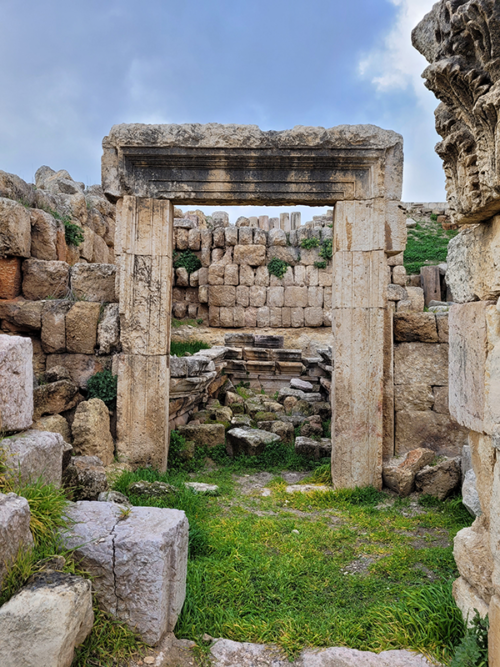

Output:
xmin=413 ymin=1 xmax=500 ymax=658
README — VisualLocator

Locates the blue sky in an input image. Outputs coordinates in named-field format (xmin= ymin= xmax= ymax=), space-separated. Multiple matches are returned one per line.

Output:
xmin=0 ymin=0 xmax=443 ymax=221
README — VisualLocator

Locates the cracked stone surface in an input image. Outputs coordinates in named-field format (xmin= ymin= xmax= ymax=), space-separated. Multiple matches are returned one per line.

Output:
xmin=63 ymin=501 xmax=189 ymax=646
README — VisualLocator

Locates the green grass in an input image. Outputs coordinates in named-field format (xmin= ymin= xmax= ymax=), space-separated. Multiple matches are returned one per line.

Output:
xmin=404 ymin=220 xmax=459 ymax=275
xmin=172 ymin=318 xmax=205 ymax=329
xmin=170 ymin=340 xmax=211 ymax=356
xmin=112 ymin=461 xmax=473 ymax=664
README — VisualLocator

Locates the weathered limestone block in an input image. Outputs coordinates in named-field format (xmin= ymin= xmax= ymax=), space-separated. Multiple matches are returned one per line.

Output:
xmin=433 ymin=386 xmax=449 ymax=414
xmin=332 ymin=308 xmax=384 ymax=489
xmin=394 ymin=384 xmax=434 ymax=412
xmin=249 ymin=285 xmax=267 ymax=308
xmin=449 ymin=302 xmax=500 ymax=434
xmin=65 ymin=301 xmax=100 ymax=354
xmin=454 ymin=523 xmax=495 ymax=603
xmin=63 ymin=501 xmax=188 ymax=646
xmin=0 ymin=197 xmax=31 ymax=257
xmin=267 ymin=246 xmax=299 ymax=265
xmin=462 ymin=469 xmax=482 ymax=517
xmin=97 ymin=303 xmax=120 ymax=355
xmin=32 ymin=414 xmax=72 ymax=444
xmin=93 ymin=234 xmax=110 ymax=263
xmin=453 ymin=577 xmax=489 ymax=625
xmin=33 ymin=379 xmax=80 ymax=419
xmin=178 ymin=423 xmax=225 ymax=448
xmin=175 ymin=267 xmax=189 ymax=287
xmin=79 ymin=226 xmax=96 ymax=261
xmin=333 ymin=251 xmax=387 ymax=308
xmin=269 ymin=307 xmax=282 ymax=327
xmin=30 ymin=209 xmax=61 ymax=260
xmin=233 ymin=244 xmax=266 ymax=266
xmin=405 ymin=286 xmax=424 ymax=312
xmin=267 ymin=287 xmax=284 ymax=308
xmin=226 ymin=428 xmax=279 ymax=457
xmin=395 ymin=410 xmax=466 ymax=456
xmin=116 ymin=198 xmax=172 ymax=258
xmin=334 ymin=199 xmax=406 ymax=255
xmin=254 ymin=265 xmax=269 ymax=286
xmin=268 ymin=229 xmax=287 ymax=246
xmin=284 ymin=286 xmax=308 ymax=308
xmin=0 ymin=169 xmax=35 ymax=205
xmin=415 ymin=458 xmax=462 ymax=500
xmin=70 ymin=263 xmax=117 ymax=302
xmin=0 ymin=492 xmax=34 ymax=587
xmin=0 ymin=299 xmax=44 ymax=332
xmin=219 ymin=307 xmax=233 ymax=326
xmin=304 ymin=307 xmax=323 ymax=327
xmin=295 ymin=436 xmax=332 ymax=460
xmin=209 ymin=285 xmax=236 ymax=308
xmin=72 ymin=399 xmax=114 ymax=466
xmin=224 ymin=263 xmax=239 ymax=286
xmin=394 ymin=343 xmax=448 ymax=386
xmin=22 ymin=259 xmax=70 ymax=300
xmin=394 ymin=313 xmax=438 ymax=343
xmin=469 ymin=431 xmax=496 ymax=521
xmin=436 ymin=312 xmax=449 ymax=342
xmin=63 ymin=455 xmax=108 ymax=500
xmin=117 ymin=354 xmax=168 ymax=470
xmin=238 ymin=227 xmax=253 ymax=245
xmin=0 ymin=335 xmax=33 ymax=431
xmin=447 ymin=219 xmax=500 ymax=303
xmin=387 ymin=284 xmax=407 ymax=301
xmin=0 ymin=571 xmax=93 ymax=667
xmin=0 ymin=430 xmax=66 ymax=486
xmin=41 ymin=301 xmax=72 ymax=354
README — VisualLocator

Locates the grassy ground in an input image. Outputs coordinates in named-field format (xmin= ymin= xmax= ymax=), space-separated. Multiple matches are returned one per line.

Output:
xmin=404 ymin=219 xmax=459 ymax=276
xmin=112 ymin=461 xmax=473 ymax=665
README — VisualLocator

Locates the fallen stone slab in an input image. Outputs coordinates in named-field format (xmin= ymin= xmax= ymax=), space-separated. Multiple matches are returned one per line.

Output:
xmin=209 ymin=639 xmax=436 ymax=666
xmin=128 ymin=480 xmax=176 ymax=496
xmin=415 ymin=458 xmax=461 ymax=500
xmin=285 ymin=484 xmax=332 ymax=494
xmin=278 ymin=388 xmax=322 ymax=404
xmin=33 ymin=379 xmax=81 ymax=420
xmin=0 ymin=570 xmax=93 ymax=667
xmin=226 ymin=427 xmax=280 ymax=457
xmin=295 ymin=436 xmax=332 ymax=460
xmin=63 ymin=501 xmax=189 ymax=646
xmin=1 ymin=430 xmax=66 ymax=487
xmin=0 ymin=334 xmax=33 ymax=431
xmin=185 ymin=482 xmax=219 ymax=495
xmin=290 ymin=378 xmax=314 ymax=392
xmin=382 ymin=448 xmax=435 ymax=497
xmin=0 ymin=492 xmax=34 ymax=586
xmin=177 ymin=423 xmax=225 ymax=448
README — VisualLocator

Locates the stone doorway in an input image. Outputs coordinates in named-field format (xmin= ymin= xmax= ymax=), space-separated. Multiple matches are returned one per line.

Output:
xmin=102 ymin=123 xmax=405 ymax=489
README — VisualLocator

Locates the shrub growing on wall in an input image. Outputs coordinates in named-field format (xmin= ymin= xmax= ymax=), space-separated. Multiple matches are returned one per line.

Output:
xmin=319 ymin=239 xmax=333 ymax=261
xmin=173 ymin=250 xmax=202 ymax=275
xmin=267 ymin=257 xmax=290 ymax=279
xmin=300 ymin=237 xmax=320 ymax=250
xmin=87 ymin=370 xmax=118 ymax=407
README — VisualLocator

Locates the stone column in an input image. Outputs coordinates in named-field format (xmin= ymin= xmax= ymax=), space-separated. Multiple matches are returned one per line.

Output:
xmin=331 ymin=199 xmax=405 ymax=488
xmin=115 ymin=196 xmax=174 ymax=471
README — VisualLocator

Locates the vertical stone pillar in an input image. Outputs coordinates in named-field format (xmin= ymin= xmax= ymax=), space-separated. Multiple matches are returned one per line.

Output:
xmin=331 ymin=199 xmax=404 ymax=488
xmin=280 ymin=212 xmax=290 ymax=232
xmin=115 ymin=196 xmax=174 ymax=471
xmin=291 ymin=211 xmax=301 ymax=230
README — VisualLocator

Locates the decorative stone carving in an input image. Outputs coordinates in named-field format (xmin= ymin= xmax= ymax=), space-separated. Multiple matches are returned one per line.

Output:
xmin=413 ymin=2 xmax=500 ymax=224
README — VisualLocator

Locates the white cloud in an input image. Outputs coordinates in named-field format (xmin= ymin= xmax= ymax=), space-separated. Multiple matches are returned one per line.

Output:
xmin=359 ymin=0 xmax=436 ymax=104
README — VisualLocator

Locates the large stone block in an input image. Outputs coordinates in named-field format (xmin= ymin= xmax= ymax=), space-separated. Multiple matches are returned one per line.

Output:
xmin=33 ymin=379 xmax=80 ymax=419
xmin=0 ymin=571 xmax=93 ymax=667
xmin=0 ymin=197 xmax=31 ymax=257
xmin=0 ymin=300 xmax=43 ymax=332
xmin=0 ymin=335 xmax=33 ymax=431
xmin=447 ymin=218 xmax=500 ymax=302
xmin=394 ymin=313 xmax=438 ymax=343
xmin=22 ymin=259 xmax=70 ymax=300
xmin=116 ymin=354 xmax=169 ymax=470
xmin=30 ymin=209 xmax=61 ymax=261
xmin=233 ymin=244 xmax=266 ymax=266
xmin=394 ymin=342 xmax=448 ymax=386
xmin=118 ymin=253 xmax=172 ymax=356
xmin=70 ymin=263 xmax=117 ymax=302
xmin=115 ymin=196 xmax=172 ymax=257
xmin=249 ymin=285 xmax=267 ymax=308
xmin=452 ymin=577 xmax=489 ymax=625
xmin=395 ymin=410 xmax=468 ymax=456
xmin=0 ymin=492 xmax=33 ymax=587
xmin=332 ymin=308 xmax=385 ymax=489
xmin=65 ymin=301 xmax=100 ymax=354
xmin=333 ymin=251 xmax=387 ymax=308
xmin=394 ymin=384 xmax=434 ymax=412
xmin=72 ymin=399 xmax=114 ymax=466
xmin=63 ymin=501 xmax=188 ymax=646
xmin=267 ymin=286 xmax=284 ymax=308
xmin=177 ymin=423 xmax=225 ymax=448
xmin=97 ymin=303 xmax=120 ymax=355
xmin=454 ymin=524 xmax=495 ymax=604
xmin=209 ymin=285 xmax=236 ymax=308
xmin=46 ymin=353 xmax=108 ymax=389
xmin=334 ymin=199 xmax=406 ymax=255
xmin=284 ymin=286 xmax=308 ymax=308
xmin=0 ymin=430 xmax=66 ymax=487
xmin=32 ymin=414 xmax=71 ymax=444
xmin=469 ymin=431 xmax=496 ymax=521
xmin=41 ymin=301 xmax=72 ymax=354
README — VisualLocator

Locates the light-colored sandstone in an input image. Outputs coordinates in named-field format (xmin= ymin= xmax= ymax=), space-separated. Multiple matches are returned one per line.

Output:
xmin=65 ymin=301 xmax=100 ymax=354
xmin=334 ymin=199 xmax=406 ymax=255
xmin=406 ymin=286 xmax=424 ymax=312
xmin=234 ymin=244 xmax=266 ymax=266
xmin=0 ymin=430 xmax=66 ymax=487
xmin=209 ymin=285 xmax=236 ymax=308
xmin=32 ymin=414 xmax=72 ymax=444
xmin=0 ymin=492 xmax=33 ymax=587
xmin=394 ymin=342 xmax=448 ymax=386
xmin=70 ymin=263 xmax=117 ymax=302
xmin=0 ymin=335 xmax=33 ymax=431
xmin=0 ymin=197 xmax=31 ymax=257
xmin=41 ymin=301 xmax=72 ymax=354
xmin=97 ymin=303 xmax=120 ymax=355
xmin=394 ymin=384 xmax=433 ymax=412
xmin=469 ymin=431 xmax=496 ymax=521
xmin=30 ymin=208 xmax=61 ymax=260
xmin=22 ymin=259 xmax=70 ymax=300
xmin=454 ymin=524 xmax=495 ymax=603
xmin=395 ymin=411 xmax=466 ymax=456
xmin=453 ymin=576 xmax=489 ymax=625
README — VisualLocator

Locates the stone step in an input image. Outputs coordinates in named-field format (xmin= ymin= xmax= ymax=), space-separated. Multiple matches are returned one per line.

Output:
xmin=254 ymin=335 xmax=284 ymax=349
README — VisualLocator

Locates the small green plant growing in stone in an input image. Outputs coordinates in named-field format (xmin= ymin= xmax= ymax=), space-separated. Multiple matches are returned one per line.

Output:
xmin=118 ymin=506 xmax=132 ymax=521
xmin=87 ymin=370 xmax=118 ymax=407
xmin=267 ymin=257 xmax=290 ymax=279
xmin=451 ymin=611 xmax=488 ymax=666
xmin=430 ymin=213 xmax=438 ymax=222
xmin=44 ymin=207 xmax=84 ymax=247
xmin=300 ymin=237 xmax=319 ymax=250
xmin=319 ymin=238 xmax=333 ymax=261
xmin=314 ymin=260 xmax=327 ymax=269
xmin=173 ymin=250 xmax=202 ymax=275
